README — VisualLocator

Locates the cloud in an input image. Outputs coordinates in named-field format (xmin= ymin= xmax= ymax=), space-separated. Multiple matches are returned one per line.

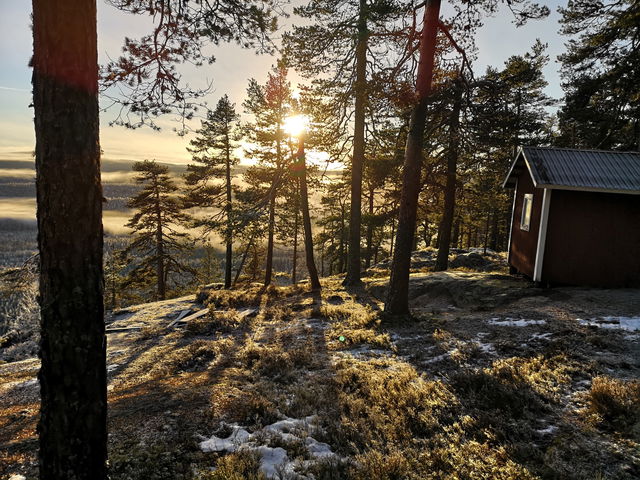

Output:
xmin=0 ymin=86 xmax=30 ymax=93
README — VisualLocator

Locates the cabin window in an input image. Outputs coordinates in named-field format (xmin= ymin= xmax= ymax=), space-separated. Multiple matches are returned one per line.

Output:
xmin=521 ymin=194 xmax=533 ymax=231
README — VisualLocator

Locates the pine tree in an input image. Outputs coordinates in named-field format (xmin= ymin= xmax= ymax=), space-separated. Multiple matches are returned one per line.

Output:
xmin=242 ymin=63 xmax=294 ymax=287
xmin=317 ymin=179 xmax=351 ymax=275
xmin=103 ymin=0 xmax=281 ymax=129
xmin=184 ymin=95 xmax=240 ymax=289
xmin=125 ymin=160 xmax=195 ymax=300
xmin=32 ymin=0 xmax=107 ymax=478
xmin=385 ymin=0 xmax=549 ymax=316
xmin=435 ymin=77 xmax=463 ymax=271
xmin=558 ymin=0 xmax=640 ymax=150
xmin=284 ymin=0 xmax=407 ymax=286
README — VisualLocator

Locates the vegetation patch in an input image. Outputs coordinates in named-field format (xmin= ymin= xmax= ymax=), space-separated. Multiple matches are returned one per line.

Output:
xmin=586 ymin=376 xmax=640 ymax=437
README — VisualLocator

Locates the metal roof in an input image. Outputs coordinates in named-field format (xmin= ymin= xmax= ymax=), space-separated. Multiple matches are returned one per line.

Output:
xmin=503 ymin=146 xmax=640 ymax=194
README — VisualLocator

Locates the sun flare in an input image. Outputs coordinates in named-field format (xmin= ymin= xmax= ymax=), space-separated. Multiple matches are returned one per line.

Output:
xmin=282 ymin=114 xmax=309 ymax=138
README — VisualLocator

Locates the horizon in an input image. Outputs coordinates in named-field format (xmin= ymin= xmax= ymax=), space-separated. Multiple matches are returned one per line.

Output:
xmin=0 ymin=1 xmax=567 ymax=166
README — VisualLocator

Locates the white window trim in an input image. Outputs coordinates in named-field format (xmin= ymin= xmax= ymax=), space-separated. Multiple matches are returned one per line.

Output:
xmin=507 ymin=178 xmax=519 ymax=262
xmin=533 ymin=188 xmax=552 ymax=283
xmin=520 ymin=193 xmax=533 ymax=231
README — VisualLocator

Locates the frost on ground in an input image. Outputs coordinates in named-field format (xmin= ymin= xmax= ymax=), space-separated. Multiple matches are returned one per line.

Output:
xmin=487 ymin=317 xmax=547 ymax=327
xmin=1 ymin=276 xmax=639 ymax=479
xmin=577 ymin=316 xmax=640 ymax=331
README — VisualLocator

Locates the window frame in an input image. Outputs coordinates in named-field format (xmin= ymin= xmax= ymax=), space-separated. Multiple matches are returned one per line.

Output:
xmin=520 ymin=193 xmax=533 ymax=231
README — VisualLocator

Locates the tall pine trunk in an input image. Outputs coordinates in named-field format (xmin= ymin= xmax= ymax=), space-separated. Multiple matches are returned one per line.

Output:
xmin=264 ymin=192 xmax=276 ymax=286
xmin=364 ymin=186 xmax=374 ymax=269
xmin=489 ymin=209 xmax=499 ymax=252
xmin=292 ymin=191 xmax=299 ymax=284
xmin=435 ymin=80 xmax=462 ymax=271
xmin=338 ymin=206 xmax=346 ymax=273
xmin=385 ymin=0 xmax=441 ymax=316
xmin=234 ymin=236 xmax=254 ymax=286
xmin=452 ymin=216 xmax=460 ymax=248
xmin=265 ymin=134 xmax=283 ymax=287
xmin=155 ymin=186 xmax=166 ymax=300
xmin=32 ymin=0 xmax=107 ymax=478
xmin=344 ymin=0 xmax=368 ymax=286
xmin=297 ymin=138 xmax=321 ymax=290
xmin=224 ymin=138 xmax=233 ymax=289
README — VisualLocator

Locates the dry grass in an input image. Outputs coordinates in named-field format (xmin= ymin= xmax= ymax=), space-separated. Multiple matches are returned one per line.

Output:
xmin=322 ymin=300 xmax=392 ymax=351
xmin=2 ymin=272 xmax=639 ymax=480
xmin=587 ymin=376 xmax=640 ymax=436
xmin=196 ymin=450 xmax=266 ymax=480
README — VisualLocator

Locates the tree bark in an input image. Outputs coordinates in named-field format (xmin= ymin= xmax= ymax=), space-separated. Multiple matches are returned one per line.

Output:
xmin=483 ymin=211 xmax=491 ymax=254
xmin=364 ymin=185 xmax=374 ymax=269
xmin=233 ymin=237 xmax=253 ymax=286
xmin=389 ymin=210 xmax=396 ymax=259
xmin=489 ymin=209 xmax=499 ymax=252
xmin=338 ymin=205 xmax=346 ymax=273
xmin=452 ymin=216 xmax=460 ymax=249
xmin=344 ymin=0 xmax=368 ymax=286
xmin=32 ymin=1 xmax=107 ymax=478
xmin=385 ymin=0 xmax=441 ymax=316
xmin=264 ymin=192 xmax=276 ymax=286
xmin=155 ymin=185 xmax=166 ymax=300
xmin=297 ymin=138 xmax=321 ymax=290
xmin=435 ymin=80 xmax=462 ymax=271
xmin=292 ymin=182 xmax=299 ymax=284
xmin=224 ymin=136 xmax=233 ymax=289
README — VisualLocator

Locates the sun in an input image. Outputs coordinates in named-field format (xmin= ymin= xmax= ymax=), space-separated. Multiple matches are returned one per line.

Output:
xmin=282 ymin=114 xmax=309 ymax=138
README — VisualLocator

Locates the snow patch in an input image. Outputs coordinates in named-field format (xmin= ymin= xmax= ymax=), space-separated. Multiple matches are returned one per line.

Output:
xmin=199 ymin=416 xmax=339 ymax=479
xmin=530 ymin=332 xmax=553 ymax=341
xmin=17 ymin=378 xmax=38 ymax=388
xmin=476 ymin=342 xmax=496 ymax=354
xmin=422 ymin=352 xmax=450 ymax=364
xmin=253 ymin=446 xmax=292 ymax=478
xmin=577 ymin=316 xmax=640 ymax=331
xmin=336 ymin=345 xmax=390 ymax=359
xmin=536 ymin=425 xmax=558 ymax=435
xmin=487 ymin=317 xmax=546 ymax=327
xmin=200 ymin=425 xmax=252 ymax=453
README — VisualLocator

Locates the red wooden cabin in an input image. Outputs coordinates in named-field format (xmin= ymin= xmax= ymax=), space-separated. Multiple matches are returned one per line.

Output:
xmin=504 ymin=147 xmax=640 ymax=287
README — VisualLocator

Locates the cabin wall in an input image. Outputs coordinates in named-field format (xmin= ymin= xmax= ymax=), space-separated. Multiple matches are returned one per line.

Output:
xmin=542 ymin=190 xmax=640 ymax=287
xmin=508 ymin=171 xmax=544 ymax=278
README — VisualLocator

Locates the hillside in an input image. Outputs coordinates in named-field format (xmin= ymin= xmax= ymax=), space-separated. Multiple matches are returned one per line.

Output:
xmin=1 ymin=268 xmax=639 ymax=479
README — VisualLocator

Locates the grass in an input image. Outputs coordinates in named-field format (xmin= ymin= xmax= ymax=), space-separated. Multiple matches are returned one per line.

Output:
xmin=587 ymin=376 xmax=640 ymax=437
xmin=2 ymin=276 xmax=639 ymax=479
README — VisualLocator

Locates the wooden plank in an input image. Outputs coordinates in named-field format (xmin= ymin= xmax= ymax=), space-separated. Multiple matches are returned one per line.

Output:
xmin=105 ymin=326 xmax=142 ymax=334
xmin=167 ymin=309 xmax=192 ymax=328
xmin=175 ymin=308 xmax=210 ymax=325
xmin=237 ymin=308 xmax=258 ymax=319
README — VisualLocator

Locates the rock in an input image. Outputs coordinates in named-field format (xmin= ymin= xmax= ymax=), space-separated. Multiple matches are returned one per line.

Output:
xmin=450 ymin=252 xmax=492 ymax=270
xmin=326 ymin=295 xmax=344 ymax=305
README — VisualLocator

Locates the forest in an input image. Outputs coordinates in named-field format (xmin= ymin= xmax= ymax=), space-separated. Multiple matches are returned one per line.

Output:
xmin=1 ymin=0 xmax=639 ymax=479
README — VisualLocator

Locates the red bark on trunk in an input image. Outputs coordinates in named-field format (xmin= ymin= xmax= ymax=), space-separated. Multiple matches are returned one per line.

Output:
xmin=32 ymin=0 xmax=107 ymax=478
xmin=385 ymin=0 xmax=442 ymax=316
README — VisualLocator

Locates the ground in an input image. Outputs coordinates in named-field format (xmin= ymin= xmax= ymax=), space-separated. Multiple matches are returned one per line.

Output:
xmin=1 ymin=267 xmax=639 ymax=479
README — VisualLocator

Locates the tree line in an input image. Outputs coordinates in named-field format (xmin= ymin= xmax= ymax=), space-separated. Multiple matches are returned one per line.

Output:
xmin=109 ymin=39 xmax=554 ymax=308
xmin=30 ymin=0 xmax=640 ymax=478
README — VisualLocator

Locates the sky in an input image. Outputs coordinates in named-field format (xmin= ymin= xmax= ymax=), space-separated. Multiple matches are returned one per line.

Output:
xmin=0 ymin=1 xmax=568 ymax=166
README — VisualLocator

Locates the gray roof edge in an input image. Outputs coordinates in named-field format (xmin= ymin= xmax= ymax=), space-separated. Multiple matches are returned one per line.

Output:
xmin=502 ymin=146 xmax=540 ymax=189
xmin=503 ymin=146 xmax=640 ymax=191
xmin=537 ymin=183 xmax=640 ymax=195
xmin=523 ymin=145 xmax=640 ymax=155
